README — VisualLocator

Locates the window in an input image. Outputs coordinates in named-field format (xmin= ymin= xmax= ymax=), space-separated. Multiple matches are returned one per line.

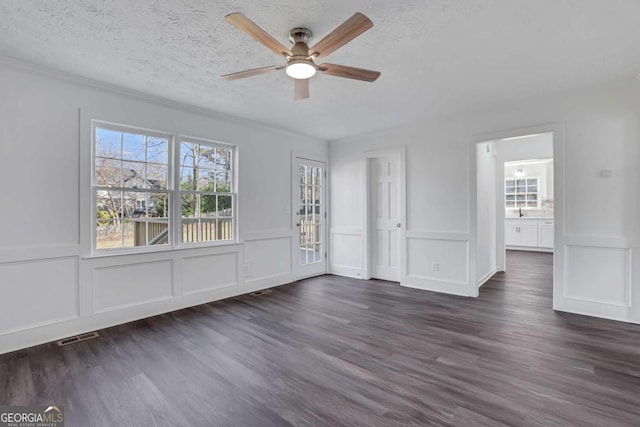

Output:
xmin=179 ymin=139 xmax=234 ymax=244
xmin=505 ymin=178 xmax=538 ymax=208
xmin=92 ymin=121 xmax=235 ymax=253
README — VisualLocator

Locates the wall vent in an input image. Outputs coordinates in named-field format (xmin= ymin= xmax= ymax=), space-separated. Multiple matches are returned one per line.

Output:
xmin=56 ymin=331 xmax=100 ymax=347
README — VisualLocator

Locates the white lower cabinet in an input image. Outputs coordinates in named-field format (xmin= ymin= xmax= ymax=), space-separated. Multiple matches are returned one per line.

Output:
xmin=538 ymin=220 xmax=554 ymax=248
xmin=505 ymin=219 xmax=553 ymax=251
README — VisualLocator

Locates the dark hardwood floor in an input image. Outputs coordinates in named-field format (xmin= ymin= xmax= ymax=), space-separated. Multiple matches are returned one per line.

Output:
xmin=2 ymin=251 xmax=640 ymax=426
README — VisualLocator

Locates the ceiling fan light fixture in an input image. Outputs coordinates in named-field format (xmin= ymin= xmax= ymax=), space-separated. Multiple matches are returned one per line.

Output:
xmin=286 ymin=60 xmax=317 ymax=79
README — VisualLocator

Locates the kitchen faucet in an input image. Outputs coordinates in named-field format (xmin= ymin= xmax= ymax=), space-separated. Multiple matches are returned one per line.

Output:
xmin=519 ymin=207 xmax=524 ymax=217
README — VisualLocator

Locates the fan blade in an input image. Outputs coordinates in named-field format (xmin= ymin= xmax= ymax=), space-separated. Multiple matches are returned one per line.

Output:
xmin=225 ymin=13 xmax=292 ymax=57
xmin=221 ymin=65 xmax=283 ymax=81
xmin=318 ymin=63 xmax=380 ymax=82
xmin=309 ymin=13 xmax=373 ymax=59
xmin=294 ymin=78 xmax=309 ymax=101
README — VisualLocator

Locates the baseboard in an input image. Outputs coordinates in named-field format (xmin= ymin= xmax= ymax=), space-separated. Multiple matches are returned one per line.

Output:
xmin=402 ymin=277 xmax=472 ymax=297
xmin=329 ymin=264 xmax=363 ymax=279
xmin=478 ymin=267 xmax=499 ymax=288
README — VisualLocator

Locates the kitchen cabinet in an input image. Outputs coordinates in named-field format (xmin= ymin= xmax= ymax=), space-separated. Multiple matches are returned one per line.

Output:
xmin=505 ymin=218 xmax=553 ymax=251
xmin=538 ymin=219 xmax=554 ymax=248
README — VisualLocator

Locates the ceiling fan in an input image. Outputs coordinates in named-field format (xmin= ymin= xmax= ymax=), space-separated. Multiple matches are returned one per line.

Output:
xmin=221 ymin=12 xmax=380 ymax=100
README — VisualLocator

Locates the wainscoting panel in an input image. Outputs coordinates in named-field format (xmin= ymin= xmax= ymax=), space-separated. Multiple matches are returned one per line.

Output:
xmin=93 ymin=260 xmax=173 ymax=312
xmin=182 ymin=252 xmax=238 ymax=295
xmin=407 ymin=237 xmax=469 ymax=285
xmin=330 ymin=228 xmax=363 ymax=278
xmin=0 ymin=257 xmax=78 ymax=334
xmin=244 ymin=237 xmax=292 ymax=283
xmin=565 ymin=245 xmax=631 ymax=307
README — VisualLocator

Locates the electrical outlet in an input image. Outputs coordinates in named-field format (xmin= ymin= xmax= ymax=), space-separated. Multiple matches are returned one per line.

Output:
xmin=243 ymin=262 xmax=252 ymax=277
xmin=432 ymin=262 xmax=439 ymax=272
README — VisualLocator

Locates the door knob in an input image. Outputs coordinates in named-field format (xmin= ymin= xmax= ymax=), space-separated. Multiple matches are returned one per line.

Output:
xmin=296 ymin=223 xmax=301 ymax=227
xmin=396 ymin=223 xmax=401 ymax=228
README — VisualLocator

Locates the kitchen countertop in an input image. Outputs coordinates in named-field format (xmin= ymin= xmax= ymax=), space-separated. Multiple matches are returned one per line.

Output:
xmin=505 ymin=216 xmax=553 ymax=220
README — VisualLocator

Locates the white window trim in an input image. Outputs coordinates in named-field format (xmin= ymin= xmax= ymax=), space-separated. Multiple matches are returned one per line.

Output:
xmin=87 ymin=119 xmax=238 ymax=258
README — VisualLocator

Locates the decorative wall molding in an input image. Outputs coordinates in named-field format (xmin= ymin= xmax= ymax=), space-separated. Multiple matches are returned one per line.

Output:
xmin=330 ymin=227 xmax=363 ymax=236
xmin=0 ymin=244 xmax=80 ymax=264
xmin=405 ymin=230 xmax=470 ymax=241
xmin=241 ymin=229 xmax=293 ymax=241
xmin=564 ymin=244 xmax=631 ymax=307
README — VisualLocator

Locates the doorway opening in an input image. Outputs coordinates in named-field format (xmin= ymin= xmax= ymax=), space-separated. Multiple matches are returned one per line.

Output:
xmin=475 ymin=131 xmax=559 ymax=302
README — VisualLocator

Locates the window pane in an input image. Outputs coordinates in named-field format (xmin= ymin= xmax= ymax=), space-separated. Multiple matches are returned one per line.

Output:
xmin=96 ymin=219 xmax=122 ymax=250
xmin=506 ymin=201 xmax=515 ymax=207
xmin=516 ymin=201 xmax=526 ymax=207
xmin=182 ymin=218 xmax=198 ymax=243
xmin=122 ymin=161 xmax=146 ymax=188
xmin=218 ymin=196 xmax=232 ymax=217
xmin=517 ymin=186 xmax=526 ymax=193
xmin=314 ymin=244 xmax=322 ymax=263
xmin=146 ymin=164 xmax=168 ymax=189
xmin=198 ymin=145 xmax=216 ymax=169
xmin=516 ymin=195 xmax=526 ymax=201
xmin=95 ymin=128 xmax=121 ymax=158
xmin=526 ymin=201 xmax=537 ymax=207
xmin=119 ymin=203 xmax=136 ymax=248
xmin=505 ymin=186 xmax=515 ymax=194
xmin=180 ymin=142 xmax=197 ymax=166
xmin=215 ymin=147 xmax=232 ymax=171
xmin=147 ymin=137 xmax=168 ymax=164
xmin=181 ymin=193 xmax=197 ymax=218
xmin=517 ymin=179 xmax=526 ymax=186
xmin=506 ymin=180 xmax=515 ymax=186
xmin=216 ymin=171 xmax=231 ymax=192
xmin=95 ymin=158 xmax=121 ymax=187
xmin=147 ymin=218 xmax=169 ymax=246
xmin=180 ymin=166 xmax=196 ymax=190
xmin=201 ymin=195 xmax=216 ymax=217
xmin=197 ymin=171 xmax=215 ymax=192
xmin=506 ymin=195 xmax=515 ymax=201
xmin=528 ymin=193 xmax=537 ymax=201
xmin=527 ymin=179 xmax=537 ymax=186
xmin=148 ymin=193 xmax=169 ymax=218
xmin=122 ymin=133 xmax=145 ymax=162
xmin=313 ymin=167 xmax=322 ymax=186
xmin=527 ymin=185 xmax=537 ymax=192
xmin=305 ymin=165 xmax=313 ymax=185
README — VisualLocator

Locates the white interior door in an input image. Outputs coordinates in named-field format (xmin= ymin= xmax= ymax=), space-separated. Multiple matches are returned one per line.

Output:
xmin=294 ymin=158 xmax=326 ymax=279
xmin=370 ymin=154 xmax=401 ymax=281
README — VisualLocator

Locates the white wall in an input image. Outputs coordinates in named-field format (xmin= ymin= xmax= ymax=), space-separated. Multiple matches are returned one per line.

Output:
xmin=476 ymin=142 xmax=497 ymax=287
xmin=0 ymin=58 xmax=327 ymax=354
xmin=329 ymin=78 xmax=640 ymax=324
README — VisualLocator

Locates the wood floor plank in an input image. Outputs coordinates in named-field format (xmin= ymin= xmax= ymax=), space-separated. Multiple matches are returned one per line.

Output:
xmin=1 ymin=251 xmax=639 ymax=426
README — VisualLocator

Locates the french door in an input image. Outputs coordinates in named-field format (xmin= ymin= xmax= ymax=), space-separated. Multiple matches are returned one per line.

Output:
xmin=294 ymin=158 xmax=327 ymax=278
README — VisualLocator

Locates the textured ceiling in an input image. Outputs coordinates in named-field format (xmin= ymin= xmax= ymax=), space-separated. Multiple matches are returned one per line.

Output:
xmin=1 ymin=1 xmax=640 ymax=140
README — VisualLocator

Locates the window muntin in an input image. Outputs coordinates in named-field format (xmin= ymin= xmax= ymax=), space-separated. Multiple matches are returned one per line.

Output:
xmin=505 ymin=178 xmax=538 ymax=208
xmin=179 ymin=139 xmax=234 ymax=244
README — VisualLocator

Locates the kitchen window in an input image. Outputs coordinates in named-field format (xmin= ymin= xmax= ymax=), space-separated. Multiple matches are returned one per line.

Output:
xmin=505 ymin=178 xmax=538 ymax=208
